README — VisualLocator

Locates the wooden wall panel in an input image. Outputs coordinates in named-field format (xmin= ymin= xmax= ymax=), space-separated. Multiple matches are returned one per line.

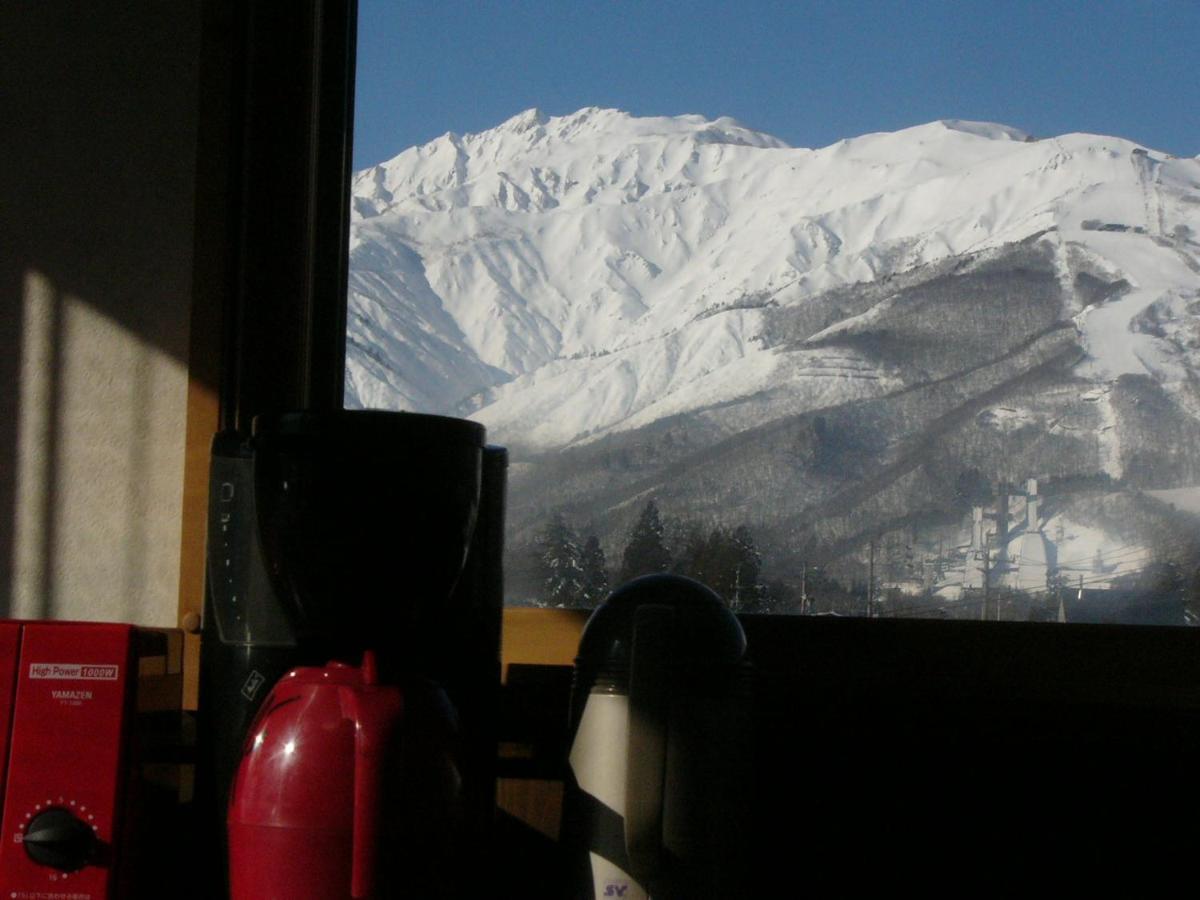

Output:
xmin=176 ymin=380 xmax=217 ymax=710
xmin=500 ymin=607 xmax=588 ymax=680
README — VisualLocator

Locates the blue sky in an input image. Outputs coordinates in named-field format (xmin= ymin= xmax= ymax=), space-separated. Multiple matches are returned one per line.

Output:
xmin=353 ymin=0 xmax=1199 ymax=170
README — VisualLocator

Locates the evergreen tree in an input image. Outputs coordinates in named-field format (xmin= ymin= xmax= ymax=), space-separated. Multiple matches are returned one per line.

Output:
xmin=534 ymin=513 xmax=585 ymax=606
xmin=672 ymin=522 xmax=717 ymax=588
xmin=673 ymin=523 xmax=764 ymax=611
xmin=730 ymin=525 xmax=764 ymax=611
xmin=709 ymin=529 xmax=742 ymax=603
xmin=580 ymin=535 xmax=610 ymax=605
xmin=619 ymin=500 xmax=673 ymax=583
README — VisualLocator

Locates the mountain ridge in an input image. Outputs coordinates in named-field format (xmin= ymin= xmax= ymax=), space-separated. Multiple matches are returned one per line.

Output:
xmin=343 ymin=108 xmax=1200 ymax=604
xmin=346 ymin=108 xmax=1199 ymax=455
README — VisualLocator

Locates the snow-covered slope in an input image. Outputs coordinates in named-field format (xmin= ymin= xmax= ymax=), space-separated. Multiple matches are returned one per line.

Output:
xmin=346 ymin=108 xmax=1200 ymax=606
xmin=345 ymin=108 xmax=1200 ymax=455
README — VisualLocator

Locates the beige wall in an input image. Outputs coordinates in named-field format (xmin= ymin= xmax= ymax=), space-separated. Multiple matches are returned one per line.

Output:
xmin=1 ymin=3 xmax=201 ymax=626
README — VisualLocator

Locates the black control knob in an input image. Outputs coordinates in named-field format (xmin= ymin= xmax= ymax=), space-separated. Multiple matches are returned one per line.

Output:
xmin=23 ymin=807 xmax=97 ymax=871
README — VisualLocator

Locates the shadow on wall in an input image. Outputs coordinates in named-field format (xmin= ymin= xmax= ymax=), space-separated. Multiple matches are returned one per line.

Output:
xmin=0 ymin=1 xmax=204 ymax=624
xmin=3 ymin=271 xmax=191 ymax=624
xmin=1 ymin=272 xmax=62 ymax=621
xmin=0 ymin=260 xmax=25 ymax=618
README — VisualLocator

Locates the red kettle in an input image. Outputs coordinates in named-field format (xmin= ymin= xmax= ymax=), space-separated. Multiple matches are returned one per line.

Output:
xmin=227 ymin=651 xmax=402 ymax=899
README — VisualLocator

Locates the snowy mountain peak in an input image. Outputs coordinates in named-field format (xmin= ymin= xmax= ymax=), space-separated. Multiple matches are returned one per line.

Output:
xmin=346 ymin=110 xmax=1200 ymax=457
xmin=842 ymin=119 xmax=1033 ymax=147
xmin=493 ymin=106 xmax=788 ymax=149
xmin=930 ymin=119 xmax=1033 ymax=142
xmin=350 ymin=107 xmax=797 ymax=221
xmin=500 ymin=107 xmax=549 ymax=133
xmin=344 ymin=110 xmax=1200 ymax=604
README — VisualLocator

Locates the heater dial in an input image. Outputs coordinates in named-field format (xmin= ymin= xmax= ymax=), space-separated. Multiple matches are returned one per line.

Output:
xmin=23 ymin=806 xmax=97 ymax=871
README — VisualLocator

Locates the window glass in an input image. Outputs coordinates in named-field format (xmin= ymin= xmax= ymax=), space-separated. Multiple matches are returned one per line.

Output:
xmin=349 ymin=0 xmax=1200 ymax=624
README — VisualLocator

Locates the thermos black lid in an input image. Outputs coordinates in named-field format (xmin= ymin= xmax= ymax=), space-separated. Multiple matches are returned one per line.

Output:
xmin=575 ymin=574 xmax=747 ymax=678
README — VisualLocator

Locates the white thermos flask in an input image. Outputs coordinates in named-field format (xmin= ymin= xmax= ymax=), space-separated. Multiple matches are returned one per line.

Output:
xmin=560 ymin=574 xmax=752 ymax=900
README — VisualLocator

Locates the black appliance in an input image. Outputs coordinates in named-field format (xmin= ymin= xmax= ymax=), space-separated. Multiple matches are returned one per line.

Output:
xmin=196 ymin=409 xmax=505 ymax=897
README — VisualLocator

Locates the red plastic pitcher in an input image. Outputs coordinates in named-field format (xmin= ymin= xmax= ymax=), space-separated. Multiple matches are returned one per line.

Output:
xmin=227 ymin=651 xmax=402 ymax=899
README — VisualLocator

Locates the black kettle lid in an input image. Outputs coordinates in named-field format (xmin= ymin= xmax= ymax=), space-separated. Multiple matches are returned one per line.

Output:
xmin=576 ymin=574 xmax=747 ymax=675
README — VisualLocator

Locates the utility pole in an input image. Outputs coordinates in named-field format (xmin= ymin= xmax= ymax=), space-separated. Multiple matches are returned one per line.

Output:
xmin=867 ymin=539 xmax=876 ymax=618
xmin=981 ymin=542 xmax=992 ymax=622
xmin=800 ymin=563 xmax=808 ymax=615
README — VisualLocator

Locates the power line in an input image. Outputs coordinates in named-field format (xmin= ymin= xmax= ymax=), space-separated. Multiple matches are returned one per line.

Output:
xmin=1050 ymin=543 xmax=1144 ymax=569
xmin=872 ymin=559 xmax=1183 ymax=617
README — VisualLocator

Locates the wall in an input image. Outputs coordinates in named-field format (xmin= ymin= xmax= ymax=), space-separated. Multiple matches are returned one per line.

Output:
xmin=0 ymin=2 xmax=201 ymax=626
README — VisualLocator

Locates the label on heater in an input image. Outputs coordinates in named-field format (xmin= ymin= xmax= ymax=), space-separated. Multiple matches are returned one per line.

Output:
xmin=50 ymin=690 xmax=93 ymax=706
xmin=28 ymin=663 xmax=119 ymax=681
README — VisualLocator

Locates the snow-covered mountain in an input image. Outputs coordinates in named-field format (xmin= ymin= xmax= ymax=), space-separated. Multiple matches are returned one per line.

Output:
xmin=345 ymin=108 xmax=1200 ymax=602
xmin=347 ymin=107 xmax=1199 ymax=447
